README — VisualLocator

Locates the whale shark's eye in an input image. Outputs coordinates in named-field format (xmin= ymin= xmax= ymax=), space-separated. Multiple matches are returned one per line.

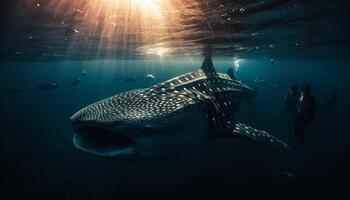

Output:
xmin=142 ymin=125 xmax=154 ymax=136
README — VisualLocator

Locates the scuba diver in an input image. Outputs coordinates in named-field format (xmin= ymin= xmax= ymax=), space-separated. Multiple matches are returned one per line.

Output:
xmin=326 ymin=88 xmax=337 ymax=111
xmin=294 ymin=85 xmax=316 ymax=147
xmin=283 ymin=84 xmax=300 ymax=116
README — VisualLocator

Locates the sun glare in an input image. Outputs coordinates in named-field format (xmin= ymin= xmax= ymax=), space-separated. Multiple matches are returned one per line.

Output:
xmin=130 ymin=0 xmax=162 ymax=14
xmin=22 ymin=0 xmax=204 ymax=58
xmin=147 ymin=47 xmax=171 ymax=57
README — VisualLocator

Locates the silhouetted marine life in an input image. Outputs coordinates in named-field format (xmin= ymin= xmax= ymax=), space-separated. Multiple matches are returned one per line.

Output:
xmin=276 ymin=172 xmax=296 ymax=182
xmin=295 ymin=85 xmax=316 ymax=147
xmin=4 ymin=88 xmax=24 ymax=95
xmin=71 ymin=78 xmax=82 ymax=86
xmin=326 ymin=88 xmax=337 ymax=111
xmin=69 ymin=55 xmax=289 ymax=160
xmin=283 ymin=85 xmax=300 ymax=115
xmin=117 ymin=76 xmax=137 ymax=82
xmin=144 ymin=74 xmax=156 ymax=81
xmin=37 ymin=82 xmax=60 ymax=90
xmin=254 ymin=77 xmax=268 ymax=84
xmin=81 ymin=70 xmax=87 ymax=76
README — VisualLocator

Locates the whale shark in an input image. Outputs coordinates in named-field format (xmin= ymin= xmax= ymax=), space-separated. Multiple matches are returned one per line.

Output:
xmin=69 ymin=56 xmax=289 ymax=159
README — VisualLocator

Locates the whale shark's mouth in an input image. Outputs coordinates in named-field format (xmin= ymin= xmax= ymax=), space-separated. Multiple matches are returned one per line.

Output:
xmin=73 ymin=126 xmax=136 ymax=157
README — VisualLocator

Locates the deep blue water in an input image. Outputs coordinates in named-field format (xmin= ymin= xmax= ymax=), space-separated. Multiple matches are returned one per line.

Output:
xmin=1 ymin=58 xmax=349 ymax=199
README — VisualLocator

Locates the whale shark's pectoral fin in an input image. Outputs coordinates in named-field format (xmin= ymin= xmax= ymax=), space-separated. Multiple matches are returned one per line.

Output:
xmin=222 ymin=123 xmax=291 ymax=150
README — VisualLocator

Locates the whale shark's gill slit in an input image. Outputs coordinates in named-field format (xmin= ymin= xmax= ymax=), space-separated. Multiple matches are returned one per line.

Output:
xmin=73 ymin=126 xmax=135 ymax=157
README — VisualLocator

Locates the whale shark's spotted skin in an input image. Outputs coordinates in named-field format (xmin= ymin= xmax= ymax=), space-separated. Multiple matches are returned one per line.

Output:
xmin=74 ymin=69 xmax=251 ymax=124
xmin=70 ymin=56 xmax=289 ymax=158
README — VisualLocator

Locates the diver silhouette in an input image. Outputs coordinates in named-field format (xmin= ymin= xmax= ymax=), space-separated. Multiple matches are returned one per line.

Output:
xmin=294 ymin=85 xmax=316 ymax=147
xmin=283 ymin=84 xmax=300 ymax=116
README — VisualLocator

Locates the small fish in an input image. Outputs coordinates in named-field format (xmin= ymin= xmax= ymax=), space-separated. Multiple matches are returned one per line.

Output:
xmin=71 ymin=78 xmax=82 ymax=86
xmin=117 ymin=77 xmax=137 ymax=82
xmin=277 ymin=172 xmax=296 ymax=181
xmin=81 ymin=70 xmax=87 ymax=76
xmin=254 ymin=78 xmax=268 ymax=84
xmin=144 ymin=74 xmax=156 ymax=81
xmin=37 ymin=82 xmax=60 ymax=90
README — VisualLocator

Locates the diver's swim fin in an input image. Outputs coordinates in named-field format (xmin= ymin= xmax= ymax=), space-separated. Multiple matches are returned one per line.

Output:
xmin=222 ymin=122 xmax=291 ymax=150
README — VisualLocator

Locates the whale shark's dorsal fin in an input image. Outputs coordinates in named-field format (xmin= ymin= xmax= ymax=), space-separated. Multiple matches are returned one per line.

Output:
xmin=201 ymin=55 xmax=216 ymax=75
xmin=227 ymin=68 xmax=236 ymax=79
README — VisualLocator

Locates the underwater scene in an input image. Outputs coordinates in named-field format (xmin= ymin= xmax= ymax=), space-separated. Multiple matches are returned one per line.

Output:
xmin=1 ymin=0 xmax=350 ymax=199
